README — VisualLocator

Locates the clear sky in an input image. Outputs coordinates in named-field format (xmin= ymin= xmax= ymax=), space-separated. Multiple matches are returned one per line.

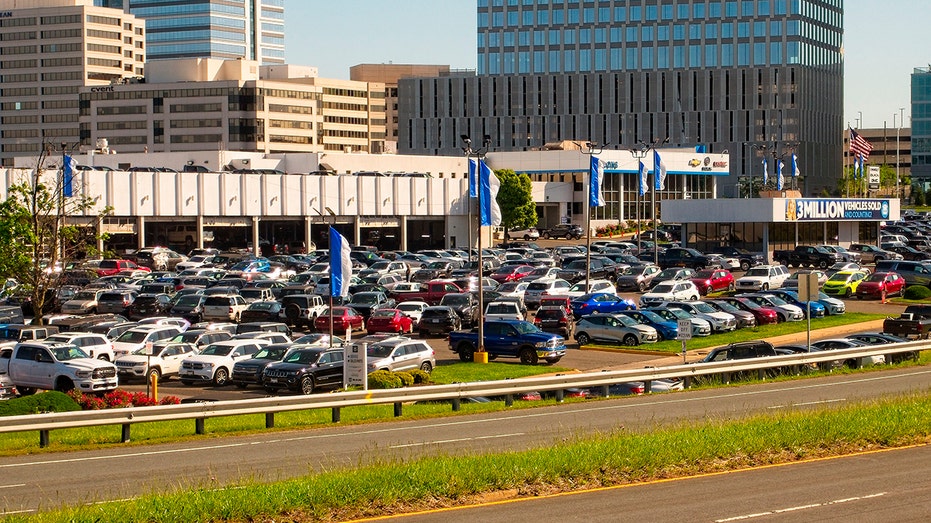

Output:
xmin=284 ymin=0 xmax=922 ymax=131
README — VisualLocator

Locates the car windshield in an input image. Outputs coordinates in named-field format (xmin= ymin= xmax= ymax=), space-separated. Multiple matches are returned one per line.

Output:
xmin=866 ymin=273 xmax=887 ymax=282
xmin=513 ymin=321 xmax=542 ymax=334
xmin=692 ymin=302 xmax=716 ymax=313
xmin=253 ymin=347 xmax=287 ymax=360
xmin=565 ymin=260 xmax=587 ymax=270
xmin=638 ymin=311 xmax=666 ymax=323
xmin=651 ymin=283 xmax=675 ymax=293
xmin=397 ymin=303 xmax=423 ymax=312
xmin=283 ymin=350 xmax=321 ymax=364
xmin=72 ymin=291 xmax=98 ymax=300
xmin=694 ymin=270 xmax=715 ymax=279
xmin=199 ymin=344 xmax=233 ymax=356
xmin=665 ymin=308 xmax=690 ymax=319
xmin=371 ymin=309 xmax=395 ymax=318
xmin=116 ymin=330 xmax=150 ymax=343
xmin=712 ymin=301 xmax=740 ymax=313
xmin=615 ymin=315 xmax=638 ymax=327
xmin=536 ymin=309 xmax=565 ymax=320
xmin=766 ymin=296 xmax=788 ymax=305
xmin=497 ymin=282 xmax=523 ymax=292
xmin=248 ymin=302 xmax=276 ymax=311
xmin=827 ymin=273 xmax=853 ymax=282
xmin=50 ymin=345 xmax=89 ymax=361
xmin=175 ymin=295 xmax=203 ymax=306
xmin=487 ymin=303 xmax=517 ymax=314
xmin=746 ymin=268 xmax=770 ymax=277
xmin=421 ymin=309 xmax=449 ymax=318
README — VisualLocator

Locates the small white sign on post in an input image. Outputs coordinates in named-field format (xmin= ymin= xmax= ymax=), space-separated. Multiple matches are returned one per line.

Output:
xmin=868 ymin=166 xmax=880 ymax=190
xmin=343 ymin=342 xmax=368 ymax=390
xmin=144 ymin=341 xmax=154 ymax=356
xmin=677 ymin=318 xmax=692 ymax=364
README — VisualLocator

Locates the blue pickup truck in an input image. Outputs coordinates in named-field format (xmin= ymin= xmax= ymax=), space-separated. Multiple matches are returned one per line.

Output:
xmin=447 ymin=320 xmax=567 ymax=364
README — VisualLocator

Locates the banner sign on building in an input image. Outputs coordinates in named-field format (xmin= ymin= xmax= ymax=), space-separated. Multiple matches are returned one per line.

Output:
xmin=785 ymin=199 xmax=890 ymax=221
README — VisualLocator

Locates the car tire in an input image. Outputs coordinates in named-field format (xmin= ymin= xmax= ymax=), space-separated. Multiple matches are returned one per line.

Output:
xmin=147 ymin=368 xmax=161 ymax=383
xmin=576 ymin=332 xmax=591 ymax=346
xmin=638 ymin=281 xmax=647 ymax=292
xmin=285 ymin=303 xmax=302 ymax=326
xmin=420 ymin=361 xmax=433 ymax=372
xmin=740 ymin=261 xmax=751 ymax=272
xmin=213 ymin=367 xmax=230 ymax=386
xmin=762 ymin=283 xmax=769 ymax=291
xmin=818 ymin=260 xmax=829 ymax=269
xmin=457 ymin=343 xmax=475 ymax=362
xmin=622 ymin=334 xmax=638 ymax=346
xmin=54 ymin=377 xmax=75 ymax=393
xmin=524 ymin=235 xmax=531 ymax=240
xmin=543 ymin=232 xmax=551 ymax=239
xmin=519 ymin=347 xmax=538 ymax=365
xmin=17 ymin=387 xmax=36 ymax=396
xmin=300 ymin=375 xmax=315 ymax=395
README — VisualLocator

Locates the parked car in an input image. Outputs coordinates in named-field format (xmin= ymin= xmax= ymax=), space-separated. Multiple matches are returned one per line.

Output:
xmin=314 ymin=307 xmax=366 ymax=334
xmin=60 ymin=289 xmax=107 ymax=315
xmin=366 ymin=337 xmax=436 ymax=373
xmin=43 ymin=332 xmax=115 ymax=361
xmin=169 ymin=294 xmax=206 ymax=322
xmin=111 ymin=325 xmax=183 ymax=357
xmin=506 ymin=227 xmax=540 ymax=241
xmin=615 ymin=265 xmax=662 ymax=292
xmin=690 ymin=269 xmax=736 ymax=295
xmin=114 ymin=341 xmax=198 ymax=382
xmin=848 ymin=243 xmax=903 ymax=263
xmin=396 ymin=300 xmax=429 ymax=326
xmin=821 ymin=269 xmax=868 ymax=297
xmin=735 ymin=264 xmax=790 ymax=291
xmin=127 ymin=293 xmax=173 ymax=320
xmin=532 ymin=306 xmax=575 ymax=338
xmin=239 ymin=301 xmax=284 ymax=323
xmin=639 ymin=280 xmax=701 ymax=308
xmin=202 ymin=294 xmax=249 ymax=322
xmin=666 ymin=301 xmax=738 ymax=332
xmin=279 ymin=294 xmax=328 ymax=328
xmin=230 ymin=343 xmax=294 ymax=388
xmin=346 ymin=291 xmax=396 ymax=320
xmin=179 ymin=339 xmax=266 ymax=386
xmin=703 ymin=299 xmax=757 ymax=328
xmin=365 ymin=309 xmax=415 ymax=334
xmin=262 ymin=346 xmax=345 ymax=394
xmin=574 ymin=313 xmax=658 ymax=346
xmin=854 ymin=271 xmax=906 ymax=299
xmin=541 ymin=223 xmax=583 ymax=240
xmin=522 ymin=278 xmax=572 ymax=309
xmin=874 ymin=260 xmax=931 ymax=288
xmin=570 ymin=293 xmax=637 ymax=318
xmin=418 ymin=306 xmax=461 ymax=337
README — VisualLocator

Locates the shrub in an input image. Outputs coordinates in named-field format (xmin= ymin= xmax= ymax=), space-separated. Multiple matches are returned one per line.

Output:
xmin=408 ymin=369 xmax=431 ymax=384
xmin=0 ymin=391 xmax=80 ymax=417
xmin=368 ymin=370 xmax=403 ymax=389
xmin=396 ymin=371 xmax=415 ymax=387
xmin=66 ymin=389 xmax=182 ymax=410
xmin=904 ymin=285 xmax=931 ymax=301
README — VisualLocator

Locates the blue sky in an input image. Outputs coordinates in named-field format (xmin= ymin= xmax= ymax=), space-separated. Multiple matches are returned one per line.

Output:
xmin=284 ymin=0 xmax=922 ymax=131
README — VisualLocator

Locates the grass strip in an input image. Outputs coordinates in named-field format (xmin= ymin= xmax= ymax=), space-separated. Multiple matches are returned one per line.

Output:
xmin=586 ymin=312 xmax=887 ymax=353
xmin=7 ymin=391 xmax=931 ymax=523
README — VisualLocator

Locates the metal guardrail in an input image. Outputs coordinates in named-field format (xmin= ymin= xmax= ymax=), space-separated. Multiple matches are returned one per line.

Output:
xmin=1 ymin=340 xmax=926 ymax=447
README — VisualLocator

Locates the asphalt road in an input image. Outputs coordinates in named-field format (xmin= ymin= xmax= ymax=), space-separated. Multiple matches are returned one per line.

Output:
xmin=378 ymin=444 xmax=931 ymax=523
xmin=2 ymin=366 xmax=931 ymax=515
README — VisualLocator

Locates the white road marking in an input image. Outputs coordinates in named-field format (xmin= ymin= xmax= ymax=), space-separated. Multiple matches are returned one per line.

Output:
xmin=715 ymin=492 xmax=887 ymax=521
xmin=389 ymin=433 xmax=525 ymax=449
xmin=0 ymin=484 xmax=25 ymax=489
xmin=0 ymin=509 xmax=35 ymax=515
xmin=768 ymin=398 xmax=847 ymax=409
xmin=2 ymin=369 xmax=930 ymax=470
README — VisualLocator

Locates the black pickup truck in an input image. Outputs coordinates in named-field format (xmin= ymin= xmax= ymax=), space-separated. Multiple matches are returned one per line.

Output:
xmin=656 ymin=247 xmax=713 ymax=270
xmin=773 ymin=245 xmax=837 ymax=269
xmin=883 ymin=305 xmax=931 ymax=339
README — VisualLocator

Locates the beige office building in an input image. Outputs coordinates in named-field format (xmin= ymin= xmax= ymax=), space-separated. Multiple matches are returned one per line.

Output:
xmin=350 ymin=63 xmax=450 ymax=153
xmin=78 ymin=58 xmax=387 ymax=156
xmin=0 ymin=0 xmax=144 ymax=165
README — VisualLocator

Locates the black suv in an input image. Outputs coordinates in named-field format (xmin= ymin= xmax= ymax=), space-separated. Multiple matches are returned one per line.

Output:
xmin=541 ymin=224 xmax=583 ymax=240
xmin=262 ymin=347 xmax=345 ymax=394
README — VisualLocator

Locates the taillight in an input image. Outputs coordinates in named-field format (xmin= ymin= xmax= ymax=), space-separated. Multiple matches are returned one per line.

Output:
xmin=228 ymin=307 xmax=234 ymax=313
xmin=559 ymin=318 xmax=568 ymax=324
xmin=630 ymin=385 xmax=645 ymax=395
xmin=533 ymin=317 xmax=541 ymax=324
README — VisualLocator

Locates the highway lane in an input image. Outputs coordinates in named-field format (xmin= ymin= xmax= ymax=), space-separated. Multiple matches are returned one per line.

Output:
xmin=2 ymin=366 xmax=931 ymax=514
xmin=378 ymin=444 xmax=931 ymax=522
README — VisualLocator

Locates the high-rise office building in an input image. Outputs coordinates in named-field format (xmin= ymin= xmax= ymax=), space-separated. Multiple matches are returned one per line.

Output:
xmin=912 ymin=67 xmax=931 ymax=185
xmin=95 ymin=0 xmax=285 ymax=64
xmin=0 ymin=0 xmax=144 ymax=165
xmin=399 ymin=0 xmax=844 ymax=196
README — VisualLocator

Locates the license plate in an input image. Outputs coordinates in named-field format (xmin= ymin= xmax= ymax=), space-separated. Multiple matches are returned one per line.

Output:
xmin=268 ymin=378 xmax=278 ymax=383
xmin=182 ymin=372 xmax=195 ymax=377
xmin=432 ymin=319 xmax=440 ymax=323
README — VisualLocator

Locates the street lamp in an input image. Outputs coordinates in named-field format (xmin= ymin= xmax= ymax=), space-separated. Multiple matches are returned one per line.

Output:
xmin=631 ymin=138 xmax=667 ymax=265
xmin=896 ymin=108 xmax=904 ymax=200
xmin=577 ymin=141 xmax=606 ymax=293
xmin=461 ymin=134 xmax=492 ymax=358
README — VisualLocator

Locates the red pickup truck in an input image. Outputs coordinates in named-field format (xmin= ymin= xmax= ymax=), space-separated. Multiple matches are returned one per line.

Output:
xmin=389 ymin=280 xmax=463 ymax=306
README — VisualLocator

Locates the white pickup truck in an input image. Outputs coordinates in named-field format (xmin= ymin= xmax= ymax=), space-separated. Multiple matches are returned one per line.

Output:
xmin=6 ymin=341 xmax=118 ymax=394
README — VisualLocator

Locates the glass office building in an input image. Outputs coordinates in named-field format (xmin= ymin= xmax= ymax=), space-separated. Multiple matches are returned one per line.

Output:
xmin=95 ymin=0 xmax=285 ymax=64
xmin=399 ymin=0 xmax=844 ymax=196
xmin=913 ymin=67 xmax=931 ymax=185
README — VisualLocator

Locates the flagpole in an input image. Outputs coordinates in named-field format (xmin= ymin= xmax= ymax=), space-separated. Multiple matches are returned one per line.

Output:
xmin=579 ymin=141 xmax=605 ymax=294
xmin=630 ymin=148 xmax=650 ymax=255
xmin=462 ymin=135 xmax=491 ymax=360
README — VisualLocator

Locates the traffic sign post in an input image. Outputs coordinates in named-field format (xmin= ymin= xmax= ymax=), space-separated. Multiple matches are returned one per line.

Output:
xmin=797 ymin=273 xmax=820 ymax=352
xmin=677 ymin=318 xmax=692 ymax=364
xmin=343 ymin=342 xmax=368 ymax=390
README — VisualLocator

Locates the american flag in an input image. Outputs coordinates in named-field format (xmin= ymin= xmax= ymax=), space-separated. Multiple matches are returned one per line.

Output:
xmin=849 ymin=128 xmax=873 ymax=160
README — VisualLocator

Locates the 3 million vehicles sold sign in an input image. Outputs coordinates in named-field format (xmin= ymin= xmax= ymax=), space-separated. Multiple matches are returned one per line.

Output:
xmin=784 ymin=198 xmax=890 ymax=221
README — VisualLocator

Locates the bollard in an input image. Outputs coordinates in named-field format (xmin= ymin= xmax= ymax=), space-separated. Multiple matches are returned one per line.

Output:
xmin=451 ymin=398 xmax=461 ymax=412
xmin=195 ymin=418 xmax=205 ymax=435
xmin=644 ymin=380 xmax=652 ymax=394
xmin=394 ymin=402 xmax=402 ymax=417
xmin=39 ymin=430 xmax=49 ymax=448
xmin=555 ymin=389 xmax=564 ymax=402
xmin=332 ymin=407 xmax=341 ymax=423
xmin=505 ymin=394 xmax=514 ymax=407
xmin=121 ymin=423 xmax=131 ymax=443
xmin=151 ymin=371 xmax=158 ymax=402
xmin=265 ymin=413 xmax=275 ymax=429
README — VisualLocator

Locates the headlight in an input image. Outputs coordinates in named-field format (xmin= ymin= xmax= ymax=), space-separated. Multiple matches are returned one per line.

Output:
xmin=75 ymin=370 xmax=92 ymax=378
xmin=203 ymin=362 xmax=214 ymax=369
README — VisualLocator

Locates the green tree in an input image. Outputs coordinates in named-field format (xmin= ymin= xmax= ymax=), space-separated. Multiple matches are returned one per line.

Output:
xmin=913 ymin=185 xmax=926 ymax=206
xmin=0 ymin=148 xmax=110 ymax=322
xmin=494 ymin=169 xmax=536 ymax=239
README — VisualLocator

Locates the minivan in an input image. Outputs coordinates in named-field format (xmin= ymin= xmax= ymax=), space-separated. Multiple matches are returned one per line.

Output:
xmin=875 ymin=260 xmax=931 ymax=287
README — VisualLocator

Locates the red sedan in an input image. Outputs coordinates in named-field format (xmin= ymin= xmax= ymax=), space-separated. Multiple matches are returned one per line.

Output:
xmin=855 ymin=271 xmax=905 ymax=300
xmin=690 ymin=269 xmax=736 ymax=295
xmin=314 ymin=306 xmax=365 ymax=333
xmin=365 ymin=308 xmax=414 ymax=334
xmin=718 ymin=297 xmax=779 ymax=325
xmin=489 ymin=265 xmax=535 ymax=283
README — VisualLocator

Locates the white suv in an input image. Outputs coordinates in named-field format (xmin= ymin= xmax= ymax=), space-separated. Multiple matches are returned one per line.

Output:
xmin=523 ymin=278 xmax=572 ymax=309
xmin=115 ymin=341 xmax=199 ymax=382
xmin=202 ymin=294 xmax=249 ymax=322
xmin=111 ymin=325 xmax=184 ymax=357
xmin=735 ymin=264 xmax=790 ymax=291
xmin=179 ymin=339 xmax=267 ymax=386
xmin=44 ymin=333 xmax=115 ymax=361
xmin=639 ymin=280 xmax=701 ymax=308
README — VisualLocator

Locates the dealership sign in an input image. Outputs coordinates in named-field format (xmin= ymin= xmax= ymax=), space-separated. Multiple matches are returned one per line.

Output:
xmin=785 ymin=199 xmax=890 ymax=221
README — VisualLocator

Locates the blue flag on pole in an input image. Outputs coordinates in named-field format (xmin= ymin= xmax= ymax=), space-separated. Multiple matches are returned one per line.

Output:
xmin=468 ymin=158 xmax=478 ymax=198
xmin=328 ymin=227 xmax=352 ymax=297
xmin=638 ymin=160 xmax=647 ymax=197
xmin=63 ymin=154 xmax=76 ymax=197
xmin=589 ymin=156 xmax=604 ymax=207
xmin=479 ymin=160 xmax=501 ymax=226
xmin=762 ymin=157 xmax=769 ymax=185
xmin=776 ymin=158 xmax=784 ymax=190
xmin=653 ymin=149 xmax=666 ymax=191
xmin=790 ymin=153 xmax=799 ymax=177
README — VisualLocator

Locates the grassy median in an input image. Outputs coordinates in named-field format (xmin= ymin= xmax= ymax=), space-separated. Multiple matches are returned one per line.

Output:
xmin=6 ymin=391 xmax=931 ymax=523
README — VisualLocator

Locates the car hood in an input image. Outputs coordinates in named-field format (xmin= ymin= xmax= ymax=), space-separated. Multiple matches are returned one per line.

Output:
xmin=186 ymin=355 xmax=234 ymax=364
xmin=65 ymin=358 xmax=112 ymax=371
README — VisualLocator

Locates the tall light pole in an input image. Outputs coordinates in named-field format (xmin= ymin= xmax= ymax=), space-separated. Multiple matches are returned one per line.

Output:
xmin=461 ymin=134 xmax=492 ymax=358
xmin=577 ymin=141 xmax=605 ymax=293
xmin=897 ymin=108 xmax=904 ymax=200
xmin=629 ymin=145 xmax=649 ymax=255
xmin=744 ymin=142 xmax=772 ymax=198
